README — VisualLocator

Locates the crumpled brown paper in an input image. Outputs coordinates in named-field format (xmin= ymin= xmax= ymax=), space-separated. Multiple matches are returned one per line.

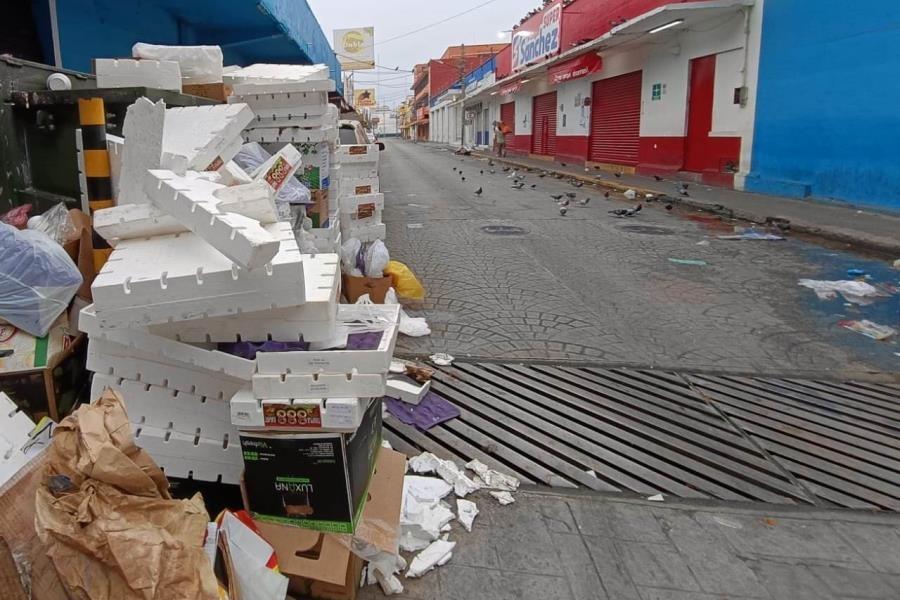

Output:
xmin=34 ymin=389 xmax=218 ymax=600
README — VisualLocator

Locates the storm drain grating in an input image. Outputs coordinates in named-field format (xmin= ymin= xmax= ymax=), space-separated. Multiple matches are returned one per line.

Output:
xmin=383 ymin=362 xmax=900 ymax=510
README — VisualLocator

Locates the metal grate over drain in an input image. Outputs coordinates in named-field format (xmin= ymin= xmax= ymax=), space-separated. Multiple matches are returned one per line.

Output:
xmin=480 ymin=225 xmax=528 ymax=235
xmin=383 ymin=362 xmax=900 ymax=510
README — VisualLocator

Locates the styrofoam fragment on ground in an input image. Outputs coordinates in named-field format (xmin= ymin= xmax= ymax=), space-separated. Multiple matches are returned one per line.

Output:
xmin=252 ymin=371 xmax=386 ymax=400
xmin=80 ymin=304 xmax=255 ymax=380
xmin=162 ymin=103 xmax=254 ymax=171
xmin=229 ymin=79 xmax=335 ymax=96
xmin=255 ymin=306 xmax=399 ymax=375
xmin=456 ymin=499 xmax=478 ymax=532
xmin=148 ymin=253 xmax=339 ymax=342
xmin=0 ymin=392 xmax=36 ymax=487
xmin=93 ymin=202 xmax=186 ymax=244
xmin=406 ymin=540 xmax=455 ymax=578
xmin=466 ymin=459 xmax=520 ymax=492
xmin=91 ymin=374 xmax=238 ymax=441
xmin=91 ymin=224 xmax=305 ymax=328
xmin=230 ymin=389 xmax=368 ymax=431
xmin=250 ymin=144 xmax=303 ymax=194
xmin=243 ymin=127 xmax=335 ymax=145
xmin=87 ymin=339 xmax=246 ymax=401
xmin=119 ymin=97 xmax=165 ymax=205
xmin=213 ymin=180 xmax=278 ymax=223
xmin=133 ymin=422 xmax=242 ymax=484
xmin=145 ymin=169 xmax=279 ymax=269
xmin=490 ymin=491 xmax=515 ymax=505
xmin=224 ymin=63 xmax=330 ymax=85
xmin=107 ymin=134 xmax=124 ymax=201
xmin=408 ymin=452 xmax=441 ymax=475
xmin=228 ymin=91 xmax=329 ymax=111
xmin=95 ymin=58 xmax=182 ymax=91
xmin=343 ymin=222 xmax=386 ymax=243
xmin=385 ymin=378 xmax=430 ymax=405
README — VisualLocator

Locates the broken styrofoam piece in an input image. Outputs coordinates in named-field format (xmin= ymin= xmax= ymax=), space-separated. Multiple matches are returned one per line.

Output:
xmin=647 ymin=493 xmax=665 ymax=502
xmin=90 ymin=225 xmax=305 ymax=328
xmin=162 ymin=103 xmax=254 ymax=171
xmin=144 ymin=169 xmax=279 ymax=270
xmin=219 ymin=160 xmax=253 ymax=186
xmin=406 ymin=540 xmax=456 ymax=579
xmin=408 ymin=452 xmax=441 ymax=475
xmin=0 ymin=392 xmax=36 ymax=488
xmin=404 ymin=475 xmax=453 ymax=503
xmin=95 ymin=57 xmax=182 ymax=91
xmin=212 ymin=180 xmax=278 ymax=223
xmin=229 ymin=390 xmax=368 ymax=431
xmin=456 ymin=499 xmax=478 ymax=532
xmin=132 ymin=43 xmax=223 ymax=84
xmin=133 ymin=423 xmax=242 ymax=484
xmin=251 ymin=371 xmax=386 ymax=400
xmin=119 ymin=97 xmax=165 ymax=205
xmin=400 ymin=480 xmax=455 ymax=552
xmin=93 ymin=203 xmax=185 ymax=245
xmin=466 ymin=459 xmax=520 ymax=492
xmin=429 ymin=353 xmax=454 ymax=367
xmin=490 ymin=491 xmax=515 ymax=505
xmin=223 ymin=63 xmax=331 ymax=85
xmin=107 ymin=134 xmax=124 ymax=201
xmin=80 ymin=304 xmax=255 ymax=380
xmin=407 ymin=453 xmax=480 ymax=497
xmin=385 ymin=378 xmax=430 ymax=406
xmin=91 ymin=375 xmax=238 ymax=441
xmin=250 ymin=144 xmax=303 ymax=194
xmin=87 ymin=339 xmax=246 ymax=401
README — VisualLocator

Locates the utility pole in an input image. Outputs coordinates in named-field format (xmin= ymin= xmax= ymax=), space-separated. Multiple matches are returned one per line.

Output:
xmin=458 ymin=44 xmax=466 ymax=149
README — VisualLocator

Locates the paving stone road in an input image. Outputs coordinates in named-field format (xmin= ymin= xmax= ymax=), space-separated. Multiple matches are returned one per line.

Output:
xmin=360 ymin=490 xmax=900 ymax=600
xmin=378 ymin=139 xmax=899 ymax=377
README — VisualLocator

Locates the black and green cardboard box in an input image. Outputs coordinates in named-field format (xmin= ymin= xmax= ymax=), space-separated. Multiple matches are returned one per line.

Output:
xmin=240 ymin=397 xmax=382 ymax=534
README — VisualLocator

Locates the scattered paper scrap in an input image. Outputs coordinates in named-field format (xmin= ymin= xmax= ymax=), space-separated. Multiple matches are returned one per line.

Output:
xmin=404 ymin=474 xmax=453 ymax=502
xmin=647 ymin=493 xmax=665 ymax=502
xmin=389 ymin=360 xmax=407 ymax=373
xmin=408 ymin=452 xmax=442 ymax=475
xmin=490 ymin=491 xmax=515 ymax=505
xmin=456 ymin=499 xmax=479 ymax=532
xmin=429 ymin=352 xmax=455 ymax=366
xmin=466 ymin=459 xmax=520 ymax=492
xmin=838 ymin=319 xmax=897 ymax=341
xmin=799 ymin=279 xmax=886 ymax=305
xmin=406 ymin=539 xmax=456 ymax=578
xmin=668 ymin=258 xmax=707 ymax=266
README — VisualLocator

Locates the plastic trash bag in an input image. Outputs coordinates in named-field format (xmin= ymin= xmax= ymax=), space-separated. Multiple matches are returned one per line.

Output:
xmin=341 ymin=238 xmax=363 ymax=276
xmin=384 ymin=261 xmax=425 ymax=300
xmin=365 ymin=240 xmax=390 ymax=278
xmin=29 ymin=203 xmax=79 ymax=245
xmin=233 ymin=143 xmax=311 ymax=207
xmin=0 ymin=223 xmax=82 ymax=336
xmin=386 ymin=289 xmax=431 ymax=337
xmin=1 ymin=203 xmax=32 ymax=228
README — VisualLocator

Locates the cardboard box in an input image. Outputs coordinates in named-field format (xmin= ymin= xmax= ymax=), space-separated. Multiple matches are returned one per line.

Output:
xmin=240 ymin=398 xmax=382 ymax=534
xmin=183 ymin=82 xmax=231 ymax=102
xmin=307 ymin=189 xmax=330 ymax=228
xmin=230 ymin=391 xmax=371 ymax=432
xmin=296 ymin=141 xmax=331 ymax=190
xmin=342 ymin=274 xmax=391 ymax=303
xmin=254 ymin=447 xmax=405 ymax=600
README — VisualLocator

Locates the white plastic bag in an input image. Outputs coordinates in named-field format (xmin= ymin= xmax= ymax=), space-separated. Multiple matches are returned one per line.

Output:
xmin=365 ymin=240 xmax=390 ymax=277
xmin=132 ymin=43 xmax=223 ymax=84
xmin=28 ymin=203 xmax=78 ymax=245
xmin=385 ymin=289 xmax=431 ymax=337
xmin=341 ymin=238 xmax=363 ymax=276
xmin=0 ymin=223 xmax=82 ymax=336
xmin=233 ymin=143 xmax=311 ymax=206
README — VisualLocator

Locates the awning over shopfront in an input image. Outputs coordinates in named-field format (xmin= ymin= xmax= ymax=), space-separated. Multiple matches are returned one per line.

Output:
xmin=499 ymin=80 xmax=523 ymax=96
xmin=548 ymin=53 xmax=602 ymax=85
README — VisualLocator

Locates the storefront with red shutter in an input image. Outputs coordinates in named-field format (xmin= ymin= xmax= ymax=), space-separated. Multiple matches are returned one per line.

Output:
xmin=589 ymin=70 xmax=642 ymax=167
xmin=530 ymin=92 xmax=557 ymax=157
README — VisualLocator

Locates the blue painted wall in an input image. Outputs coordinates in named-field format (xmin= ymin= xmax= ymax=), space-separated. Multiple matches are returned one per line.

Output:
xmin=746 ymin=1 xmax=900 ymax=212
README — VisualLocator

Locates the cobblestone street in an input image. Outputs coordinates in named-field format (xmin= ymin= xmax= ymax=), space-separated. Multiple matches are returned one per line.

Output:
xmin=380 ymin=140 xmax=899 ymax=378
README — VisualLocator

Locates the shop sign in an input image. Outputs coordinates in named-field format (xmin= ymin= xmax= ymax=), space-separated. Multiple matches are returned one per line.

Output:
xmin=548 ymin=53 xmax=603 ymax=85
xmin=499 ymin=81 xmax=523 ymax=96
xmin=512 ymin=0 xmax=563 ymax=72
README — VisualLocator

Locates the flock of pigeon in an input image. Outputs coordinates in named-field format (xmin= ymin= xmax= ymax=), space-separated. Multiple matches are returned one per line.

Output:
xmin=453 ymin=156 xmax=691 ymax=217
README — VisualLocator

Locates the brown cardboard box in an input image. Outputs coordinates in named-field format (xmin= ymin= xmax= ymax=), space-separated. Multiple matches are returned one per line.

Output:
xmin=342 ymin=274 xmax=391 ymax=304
xmin=63 ymin=209 xmax=95 ymax=301
xmin=307 ymin=189 xmax=330 ymax=228
xmin=183 ymin=83 xmax=231 ymax=102
xmin=253 ymin=448 xmax=405 ymax=600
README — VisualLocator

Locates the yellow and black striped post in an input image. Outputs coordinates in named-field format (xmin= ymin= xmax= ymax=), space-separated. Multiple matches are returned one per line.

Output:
xmin=76 ymin=97 xmax=114 ymax=271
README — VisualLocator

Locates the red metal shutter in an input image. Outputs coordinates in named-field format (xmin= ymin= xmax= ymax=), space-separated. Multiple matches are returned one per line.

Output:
xmin=500 ymin=101 xmax=515 ymax=128
xmin=589 ymin=71 xmax=642 ymax=165
xmin=531 ymin=92 xmax=557 ymax=156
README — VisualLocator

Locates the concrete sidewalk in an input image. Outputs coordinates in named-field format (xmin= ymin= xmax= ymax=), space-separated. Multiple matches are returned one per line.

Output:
xmin=467 ymin=149 xmax=900 ymax=256
xmin=363 ymin=488 xmax=900 ymax=600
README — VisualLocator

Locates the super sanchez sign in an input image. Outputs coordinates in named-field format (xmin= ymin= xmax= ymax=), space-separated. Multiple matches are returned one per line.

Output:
xmin=512 ymin=0 xmax=563 ymax=72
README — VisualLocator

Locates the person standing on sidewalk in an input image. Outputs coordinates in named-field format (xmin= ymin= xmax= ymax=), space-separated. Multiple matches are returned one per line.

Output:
xmin=493 ymin=120 xmax=509 ymax=157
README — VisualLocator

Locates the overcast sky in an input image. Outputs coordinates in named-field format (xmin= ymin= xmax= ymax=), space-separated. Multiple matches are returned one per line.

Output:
xmin=306 ymin=0 xmax=536 ymax=107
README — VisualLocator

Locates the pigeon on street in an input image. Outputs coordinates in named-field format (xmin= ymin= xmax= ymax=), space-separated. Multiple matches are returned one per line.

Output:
xmin=559 ymin=206 xmax=568 ymax=216
xmin=511 ymin=181 xmax=525 ymax=189
xmin=475 ymin=187 xmax=483 ymax=196
xmin=609 ymin=204 xmax=643 ymax=218
xmin=550 ymin=194 xmax=564 ymax=201
xmin=571 ymin=180 xmax=584 ymax=188
xmin=565 ymin=192 xmax=577 ymax=199
xmin=578 ymin=197 xmax=591 ymax=206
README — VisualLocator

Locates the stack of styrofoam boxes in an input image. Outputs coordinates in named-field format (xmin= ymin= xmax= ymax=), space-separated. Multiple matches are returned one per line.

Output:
xmin=94 ymin=58 xmax=183 ymax=92
xmin=225 ymin=64 xmax=341 ymax=254
xmin=82 ymin=96 xmax=345 ymax=485
xmin=332 ymin=142 xmax=384 ymax=242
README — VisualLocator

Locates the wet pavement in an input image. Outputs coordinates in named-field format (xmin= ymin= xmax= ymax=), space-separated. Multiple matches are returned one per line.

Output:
xmin=379 ymin=139 xmax=899 ymax=378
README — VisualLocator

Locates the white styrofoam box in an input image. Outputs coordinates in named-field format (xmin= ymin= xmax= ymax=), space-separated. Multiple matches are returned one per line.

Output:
xmin=386 ymin=378 xmax=432 ymax=406
xmin=91 ymin=375 xmax=238 ymax=441
xmin=256 ymin=304 xmax=399 ymax=376
xmin=252 ymin=371 xmax=385 ymax=400
xmin=132 ymin=43 xmax=224 ymax=85
xmin=228 ymin=90 xmax=329 ymax=111
xmin=213 ymin=180 xmax=278 ymax=223
xmin=243 ymin=127 xmax=335 ymax=145
xmin=95 ymin=58 xmax=182 ymax=91
xmin=107 ymin=134 xmax=124 ymax=201
xmin=219 ymin=160 xmax=253 ymax=186
xmin=335 ymin=144 xmax=380 ymax=165
xmin=119 ymin=97 xmax=165 ymax=205
xmin=87 ymin=339 xmax=246 ymax=401
xmin=247 ymin=104 xmax=328 ymax=120
xmin=145 ymin=170 xmax=279 ymax=270
xmin=133 ymin=423 xmax=242 ymax=484
xmin=333 ymin=162 xmax=378 ymax=180
xmin=162 ymin=103 xmax=254 ymax=171
xmin=250 ymin=144 xmax=303 ymax=195
xmin=230 ymin=389 xmax=369 ymax=431
xmin=246 ymin=113 xmax=330 ymax=130
xmin=344 ymin=222 xmax=386 ymax=243
xmin=339 ymin=209 xmax=382 ymax=232
xmin=0 ymin=392 xmax=36 ymax=487
xmin=309 ymin=221 xmax=341 ymax=255
xmin=80 ymin=304 xmax=256 ymax=380
xmin=223 ymin=63 xmax=331 ymax=85
xmin=90 ymin=225 xmax=305 ymax=328
xmin=94 ymin=203 xmax=186 ymax=244
xmin=339 ymin=192 xmax=384 ymax=214
xmin=147 ymin=252 xmax=340 ymax=342
xmin=335 ymin=174 xmax=379 ymax=196
xmin=229 ymin=79 xmax=335 ymax=96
